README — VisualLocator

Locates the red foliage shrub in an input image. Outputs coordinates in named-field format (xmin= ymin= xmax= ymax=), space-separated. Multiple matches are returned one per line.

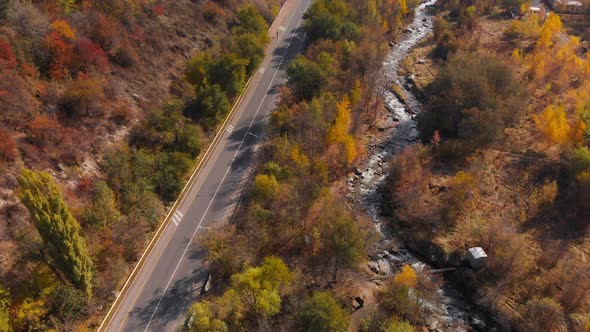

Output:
xmin=77 ymin=37 xmax=109 ymax=73
xmin=0 ymin=129 xmax=18 ymax=162
xmin=78 ymin=176 xmax=95 ymax=194
xmin=152 ymin=4 xmax=165 ymax=16
xmin=44 ymin=31 xmax=74 ymax=79
xmin=0 ymin=39 xmax=17 ymax=70
xmin=87 ymin=13 xmax=118 ymax=51
xmin=28 ymin=115 xmax=63 ymax=147
xmin=20 ymin=62 xmax=39 ymax=78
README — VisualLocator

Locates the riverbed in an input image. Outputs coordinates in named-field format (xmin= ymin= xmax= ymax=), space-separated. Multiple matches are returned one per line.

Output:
xmin=346 ymin=1 xmax=492 ymax=331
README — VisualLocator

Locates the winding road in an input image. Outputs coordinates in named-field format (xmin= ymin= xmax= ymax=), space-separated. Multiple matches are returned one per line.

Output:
xmin=99 ymin=0 xmax=311 ymax=330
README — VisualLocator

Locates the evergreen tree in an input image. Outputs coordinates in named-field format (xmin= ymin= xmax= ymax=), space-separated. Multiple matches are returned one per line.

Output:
xmin=18 ymin=169 xmax=93 ymax=297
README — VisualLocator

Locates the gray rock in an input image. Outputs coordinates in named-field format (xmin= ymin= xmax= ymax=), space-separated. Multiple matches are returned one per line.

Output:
xmin=368 ymin=262 xmax=380 ymax=274
xmin=377 ymin=259 xmax=392 ymax=275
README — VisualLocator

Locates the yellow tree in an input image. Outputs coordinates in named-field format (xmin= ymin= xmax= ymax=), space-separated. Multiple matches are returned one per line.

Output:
xmin=533 ymin=105 xmax=585 ymax=146
xmin=326 ymin=96 xmax=357 ymax=165
xmin=394 ymin=265 xmax=417 ymax=288
xmin=400 ymin=0 xmax=409 ymax=16
xmin=537 ymin=13 xmax=562 ymax=49
xmin=50 ymin=19 xmax=76 ymax=40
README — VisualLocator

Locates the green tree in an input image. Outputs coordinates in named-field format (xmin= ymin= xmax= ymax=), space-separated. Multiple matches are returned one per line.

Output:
xmin=49 ymin=284 xmax=88 ymax=324
xmin=154 ymin=151 xmax=192 ymax=202
xmin=83 ymin=181 xmax=120 ymax=229
xmin=297 ymin=292 xmax=349 ymax=332
xmin=287 ymin=55 xmax=327 ymax=100
xmin=303 ymin=0 xmax=350 ymax=42
xmin=184 ymin=302 xmax=228 ymax=332
xmin=228 ymin=257 xmax=292 ymax=326
xmin=233 ymin=6 xmax=269 ymax=37
xmin=567 ymin=146 xmax=590 ymax=174
xmin=190 ymin=83 xmax=231 ymax=126
xmin=208 ymin=54 xmax=248 ymax=98
xmin=0 ymin=286 xmax=10 ymax=332
xmin=132 ymin=100 xmax=202 ymax=157
xmin=17 ymin=169 xmax=93 ymax=297
xmin=251 ymin=174 xmax=279 ymax=202
xmin=419 ymin=53 xmax=524 ymax=153
xmin=314 ymin=198 xmax=367 ymax=281
xmin=13 ymin=298 xmax=49 ymax=332
xmin=383 ymin=318 xmax=414 ymax=332
xmin=231 ymin=33 xmax=266 ymax=74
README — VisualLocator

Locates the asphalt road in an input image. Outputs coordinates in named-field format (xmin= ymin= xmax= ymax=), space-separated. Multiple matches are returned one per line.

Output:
xmin=102 ymin=0 xmax=311 ymax=330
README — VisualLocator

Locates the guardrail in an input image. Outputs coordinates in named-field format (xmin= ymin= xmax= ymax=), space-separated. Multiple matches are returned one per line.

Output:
xmin=96 ymin=1 xmax=295 ymax=329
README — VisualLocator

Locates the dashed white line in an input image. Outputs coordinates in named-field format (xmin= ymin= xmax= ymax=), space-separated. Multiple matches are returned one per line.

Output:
xmin=142 ymin=0 xmax=312 ymax=329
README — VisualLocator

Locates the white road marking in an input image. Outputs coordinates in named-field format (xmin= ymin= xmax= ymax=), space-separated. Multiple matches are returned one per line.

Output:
xmin=248 ymin=132 xmax=258 ymax=138
xmin=225 ymin=124 xmax=234 ymax=133
xmin=197 ymin=226 xmax=210 ymax=230
xmin=143 ymin=0 xmax=312 ymax=330
xmin=279 ymin=26 xmax=286 ymax=31
xmin=171 ymin=211 xmax=183 ymax=226
xmin=258 ymin=67 xmax=265 ymax=74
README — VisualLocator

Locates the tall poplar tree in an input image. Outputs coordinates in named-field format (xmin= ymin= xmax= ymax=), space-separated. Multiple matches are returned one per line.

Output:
xmin=17 ymin=169 xmax=93 ymax=297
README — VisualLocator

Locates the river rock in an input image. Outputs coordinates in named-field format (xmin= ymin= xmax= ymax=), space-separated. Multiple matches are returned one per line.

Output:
xmin=471 ymin=316 xmax=485 ymax=329
xmin=377 ymin=259 xmax=392 ymax=275
xmin=368 ymin=262 xmax=380 ymax=274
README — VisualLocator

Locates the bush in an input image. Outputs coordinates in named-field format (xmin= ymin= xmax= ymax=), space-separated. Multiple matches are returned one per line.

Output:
xmin=154 ymin=151 xmax=192 ymax=202
xmin=419 ymin=53 xmax=524 ymax=152
xmin=251 ymin=174 xmax=279 ymax=201
xmin=187 ymin=83 xmax=231 ymax=127
xmin=0 ymin=70 xmax=40 ymax=127
xmin=0 ymin=38 xmax=17 ymax=70
xmin=287 ymin=55 xmax=327 ymax=100
xmin=60 ymin=76 xmax=106 ymax=117
xmin=28 ymin=115 xmax=63 ymax=148
xmin=0 ymin=129 xmax=18 ymax=162
xmin=112 ymin=44 xmax=139 ymax=68
xmin=521 ymin=297 xmax=565 ymax=331
xmin=297 ymin=292 xmax=349 ymax=332
xmin=567 ymin=146 xmax=590 ymax=175
xmin=77 ymin=37 xmax=109 ymax=73
xmin=202 ymin=2 xmax=226 ymax=23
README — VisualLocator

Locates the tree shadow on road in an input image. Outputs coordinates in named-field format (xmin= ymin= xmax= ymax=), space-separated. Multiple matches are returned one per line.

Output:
xmin=130 ymin=247 xmax=209 ymax=329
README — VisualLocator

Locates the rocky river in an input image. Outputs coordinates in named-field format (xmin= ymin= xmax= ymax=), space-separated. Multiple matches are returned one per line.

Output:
xmin=346 ymin=1 xmax=494 ymax=331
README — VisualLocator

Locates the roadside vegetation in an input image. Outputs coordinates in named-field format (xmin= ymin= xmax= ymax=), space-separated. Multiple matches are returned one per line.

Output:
xmin=182 ymin=0 xmax=428 ymax=330
xmin=388 ymin=0 xmax=590 ymax=330
xmin=0 ymin=0 xmax=280 ymax=330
